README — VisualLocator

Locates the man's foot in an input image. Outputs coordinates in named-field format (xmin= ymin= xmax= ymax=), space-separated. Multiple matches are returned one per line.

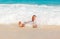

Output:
xmin=18 ymin=21 xmax=25 ymax=28
xmin=21 ymin=24 xmax=25 ymax=27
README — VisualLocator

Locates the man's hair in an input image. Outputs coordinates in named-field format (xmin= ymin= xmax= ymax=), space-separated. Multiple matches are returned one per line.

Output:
xmin=33 ymin=15 xmax=36 ymax=17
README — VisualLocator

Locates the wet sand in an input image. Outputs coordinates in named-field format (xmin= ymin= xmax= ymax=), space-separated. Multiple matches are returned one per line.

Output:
xmin=0 ymin=24 xmax=60 ymax=39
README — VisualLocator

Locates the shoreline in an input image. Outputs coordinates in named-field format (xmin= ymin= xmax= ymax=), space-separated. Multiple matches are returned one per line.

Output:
xmin=0 ymin=24 xmax=60 ymax=31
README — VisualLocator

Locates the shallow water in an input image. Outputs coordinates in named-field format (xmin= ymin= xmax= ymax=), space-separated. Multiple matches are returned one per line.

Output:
xmin=0 ymin=4 xmax=60 ymax=25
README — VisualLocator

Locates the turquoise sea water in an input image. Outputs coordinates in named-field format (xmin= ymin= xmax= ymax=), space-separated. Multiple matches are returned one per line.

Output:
xmin=0 ymin=0 xmax=60 ymax=5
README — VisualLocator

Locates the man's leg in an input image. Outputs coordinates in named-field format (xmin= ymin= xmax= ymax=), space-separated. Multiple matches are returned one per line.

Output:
xmin=24 ymin=21 xmax=32 ymax=24
xmin=32 ymin=21 xmax=37 ymax=28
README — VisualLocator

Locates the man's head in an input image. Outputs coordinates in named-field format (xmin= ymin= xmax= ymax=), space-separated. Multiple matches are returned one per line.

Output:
xmin=33 ymin=15 xmax=36 ymax=17
xmin=19 ymin=21 xmax=22 ymax=24
xmin=32 ymin=15 xmax=37 ymax=21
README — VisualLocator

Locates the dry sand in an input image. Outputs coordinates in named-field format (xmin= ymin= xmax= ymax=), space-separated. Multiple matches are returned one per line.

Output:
xmin=0 ymin=24 xmax=60 ymax=39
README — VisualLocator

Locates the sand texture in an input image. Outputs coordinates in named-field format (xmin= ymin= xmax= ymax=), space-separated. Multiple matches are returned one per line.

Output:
xmin=0 ymin=24 xmax=60 ymax=39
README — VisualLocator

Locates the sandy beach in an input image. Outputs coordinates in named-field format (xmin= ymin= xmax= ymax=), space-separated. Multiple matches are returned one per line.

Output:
xmin=0 ymin=24 xmax=60 ymax=39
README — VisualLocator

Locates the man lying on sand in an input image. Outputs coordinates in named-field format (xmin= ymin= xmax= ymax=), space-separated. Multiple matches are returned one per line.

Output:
xmin=18 ymin=15 xmax=37 ymax=28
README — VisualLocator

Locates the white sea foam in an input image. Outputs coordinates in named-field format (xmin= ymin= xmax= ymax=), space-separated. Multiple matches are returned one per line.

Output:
xmin=0 ymin=4 xmax=60 ymax=25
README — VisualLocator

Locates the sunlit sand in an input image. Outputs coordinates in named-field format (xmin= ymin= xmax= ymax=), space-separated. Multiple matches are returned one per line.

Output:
xmin=0 ymin=24 xmax=60 ymax=39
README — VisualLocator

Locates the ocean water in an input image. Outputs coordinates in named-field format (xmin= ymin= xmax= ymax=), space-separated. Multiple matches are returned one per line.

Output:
xmin=0 ymin=4 xmax=60 ymax=25
xmin=0 ymin=0 xmax=60 ymax=5
xmin=0 ymin=0 xmax=60 ymax=25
